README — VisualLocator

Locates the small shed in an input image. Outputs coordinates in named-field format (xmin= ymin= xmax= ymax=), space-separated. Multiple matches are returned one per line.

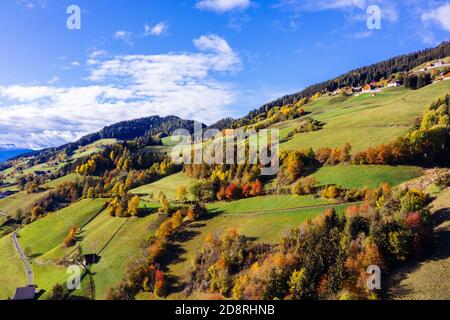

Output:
xmin=13 ymin=285 xmax=36 ymax=300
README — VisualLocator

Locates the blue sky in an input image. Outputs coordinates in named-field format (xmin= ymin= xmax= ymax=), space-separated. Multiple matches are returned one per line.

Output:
xmin=0 ymin=0 xmax=449 ymax=149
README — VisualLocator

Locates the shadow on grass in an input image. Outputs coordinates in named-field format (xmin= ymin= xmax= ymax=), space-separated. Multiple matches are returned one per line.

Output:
xmin=386 ymin=208 xmax=450 ymax=299
xmin=137 ymin=207 xmax=158 ymax=218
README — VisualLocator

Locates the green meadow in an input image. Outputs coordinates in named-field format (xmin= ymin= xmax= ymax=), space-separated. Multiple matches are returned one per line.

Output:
xmin=166 ymin=202 xmax=353 ymax=299
xmin=311 ymin=165 xmax=423 ymax=189
xmin=70 ymin=139 xmax=117 ymax=160
xmin=18 ymin=199 xmax=106 ymax=256
xmin=130 ymin=172 xmax=196 ymax=201
xmin=279 ymin=81 xmax=450 ymax=152
xmin=206 ymin=194 xmax=336 ymax=214
xmin=0 ymin=190 xmax=51 ymax=216
xmin=0 ymin=235 xmax=28 ymax=299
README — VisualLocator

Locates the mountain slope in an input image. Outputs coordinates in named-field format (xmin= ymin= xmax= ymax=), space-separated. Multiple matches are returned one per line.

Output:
xmin=6 ymin=115 xmax=204 ymax=167
xmin=217 ymin=41 xmax=450 ymax=127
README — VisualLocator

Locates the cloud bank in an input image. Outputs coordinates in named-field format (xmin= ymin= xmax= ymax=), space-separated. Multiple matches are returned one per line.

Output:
xmin=0 ymin=35 xmax=241 ymax=149
xmin=196 ymin=0 xmax=251 ymax=13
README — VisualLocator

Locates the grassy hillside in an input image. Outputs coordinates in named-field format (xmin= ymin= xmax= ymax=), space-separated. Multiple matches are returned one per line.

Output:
xmin=32 ymin=200 xmax=162 ymax=299
xmin=165 ymin=202 xmax=353 ymax=299
xmin=311 ymin=165 xmax=422 ymax=189
xmin=45 ymin=173 xmax=80 ymax=188
xmin=207 ymin=195 xmax=336 ymax=214
xmin=71 ymin=139 xmax=117 ymax=160
xmin=0 ymin=235 xmax=28 ymax=299
xmin=3 ymin=197 xmax=164 ymax=300
xmin=130 ymin=172 xmax=196 ymax=201
xmin=279 ymin=81 xmax=450 ymax=152
xmin=0 ymin=190 xmax=50 ymax=216
xmin=88 ymin=211 xmax=164 ymax=299
xmin=389 ymin=188 xmax=450 ymax=300
xmin=18 ymin=199 xmax=106 ymax=256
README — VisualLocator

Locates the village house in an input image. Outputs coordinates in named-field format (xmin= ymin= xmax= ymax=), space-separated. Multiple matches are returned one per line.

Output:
xmin=444 ymin=71 xmax=450 ymax=81
xmin=435 ymin=60 xmax=445 ymax=67
xmin=388 ymin=80 xmax=400 ymax=87
xmin=361 ymin=84 xmax=375 ymax=93
xmin=352 ymin=86 xmax=362 ymax=93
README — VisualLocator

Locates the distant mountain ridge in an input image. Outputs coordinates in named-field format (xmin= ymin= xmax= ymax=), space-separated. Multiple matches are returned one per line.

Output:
xmin=0 ymin=149 xmax=33 ymax=164
xmin=7 ymin=115 xmax=204 ymax=164
xmin=7 ymin=42 xmax=450 ymax=165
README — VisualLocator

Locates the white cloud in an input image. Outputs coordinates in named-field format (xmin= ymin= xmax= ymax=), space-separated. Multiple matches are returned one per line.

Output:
xmin=0 ymin=36 xmax=241 ymax=149
xmin=196 ymin=0 xmax=251 ymax=13
xmin=16 ymin=0 xmax=47 ymax=9
xmin=90 ymin=50 xmax=108 ymax=58
xmin=71 ymin=61 xmax=81 ymax=67
xmin=48 ymin=76 xmax=59 ymax=85
xmin=348 ymin=30 xmax=373 ymax=39
xmin=274 ymin=0 xmax=398 ymax=23
xmin=114 ymin=31 xmax=134 ymax=45
xmin=275 ymin=0 xmax=366 ymax=11
xmin=145 ymin=22 xmax=169 ymax=36
xmin=422 ymin=4 xmax=450 ymax=32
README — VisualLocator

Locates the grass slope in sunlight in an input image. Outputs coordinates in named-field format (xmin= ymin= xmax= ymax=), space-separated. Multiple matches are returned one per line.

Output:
xmin=130 ymin=172 xmax=196 ymax=201
xmin=0 ymin=190 xmax=51 ymax=216
xmin=279 ymin=81 xmax=450 ymax=152
xmin=0 ymin=235 xmax=28 ymax=299
xmin=207 ymin=195 xmax=336 ymax=214
xmin=18 ymin=199 xmax=106 ymax=256
xmin=311 ymin=165 xmax=422 ymax=189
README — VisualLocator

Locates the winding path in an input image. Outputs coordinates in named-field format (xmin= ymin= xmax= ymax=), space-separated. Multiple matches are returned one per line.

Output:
xmin=11 ymin=232 xmax=34 ymax=286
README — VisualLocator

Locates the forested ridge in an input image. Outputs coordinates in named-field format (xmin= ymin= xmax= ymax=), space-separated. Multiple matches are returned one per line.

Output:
xmin=231 ymin=41 xmax=450 ymax=126
xmin=5 ymin=116 xmax=204 ymax=168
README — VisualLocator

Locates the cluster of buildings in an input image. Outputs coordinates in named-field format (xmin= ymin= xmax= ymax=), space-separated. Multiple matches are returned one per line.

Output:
xmin=330 ymin=63 xmax=450 ymax=97
xmin=418 ymin=59 xmax=449 ymax=72
xmin=435 ymin=70 xmax=450 ymax=83
xmin=331 ymin=80 xmax=400 ymax=97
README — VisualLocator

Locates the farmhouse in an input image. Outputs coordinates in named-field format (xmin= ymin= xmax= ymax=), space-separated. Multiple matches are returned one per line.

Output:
xmin=361 ymin=84 xmax=375 ymax=93
xmin=435 ymin=60 xmax=445 ymax=67
xmin=388 ymin=80 xmax=400 ymax=87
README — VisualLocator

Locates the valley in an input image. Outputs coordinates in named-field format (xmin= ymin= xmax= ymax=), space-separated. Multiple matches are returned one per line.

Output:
xmin=0 ymin=44 xmax=449 ymax=301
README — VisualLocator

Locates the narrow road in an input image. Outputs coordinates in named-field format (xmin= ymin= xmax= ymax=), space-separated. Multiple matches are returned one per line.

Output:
xmin=11 ymin=232 xmax=33 ymax=286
